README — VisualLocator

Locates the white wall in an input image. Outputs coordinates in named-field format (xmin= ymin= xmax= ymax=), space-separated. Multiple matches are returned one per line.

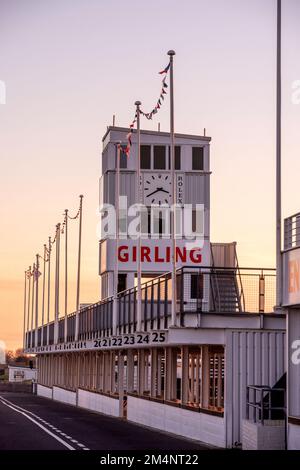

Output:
xmin=52 ymin=386 xmax=76 ymax=406
xmin=127 ymin=395 xmax=225 ymax=448
xmin=37 ymin=384 xmax=53 ymax=399
xmin=225 ymin=330 xmax=286 ymax=448
xmin=77 ymin=389 xmax=119 ymax=417
xmin=8 ymin=366 xmax=37 ymax=383
xmin=288 ymin=423 xmax=300 ymax=450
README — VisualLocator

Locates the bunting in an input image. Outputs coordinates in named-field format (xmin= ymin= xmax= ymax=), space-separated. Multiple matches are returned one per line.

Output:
xmin=123 ymin=112 xmax=138 ymax=156
xmin=124 ymin=60 xmax=170 ymax=156
xmin=26 ymin=269 xmax=32 ymax=279
xmin=140 ymin=63 xmax=170 ymax=121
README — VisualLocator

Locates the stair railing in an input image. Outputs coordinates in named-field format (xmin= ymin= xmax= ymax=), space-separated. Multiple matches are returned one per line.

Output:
xmin=234 ymin=244 xmax=246 ymax=312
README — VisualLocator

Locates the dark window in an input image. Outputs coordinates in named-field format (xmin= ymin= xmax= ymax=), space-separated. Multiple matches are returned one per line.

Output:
xmin=156 ymin=211 xmax=165 ymax=237
xmin=116 ymin=146 xmax=127 ymax=169
xmin=141 ymin=145 xmax=151 ymax=169
xmin=190 ymin=273 xmax=203 ymax=299
xmin=168 ymin=146 xmax=181 ymax=170
xmin=192 ymin=147 xmax=204 ymax=170
xmin=118 ymin=273 xmax=127 ymax=293
xmin=154 ymin=146 xmax=166 ymax=169
xmin=141 ymin=207 xmax=151 ymax=235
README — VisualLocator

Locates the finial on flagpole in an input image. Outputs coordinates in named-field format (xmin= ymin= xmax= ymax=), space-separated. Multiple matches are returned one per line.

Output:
xmin=168 ymin=50 xmax=175 ymax=56
xmin=135 ymin=100 xmax=141 ymax=106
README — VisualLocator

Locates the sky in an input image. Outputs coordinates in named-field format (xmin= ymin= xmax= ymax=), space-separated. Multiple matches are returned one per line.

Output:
xmin=0 ymin=0 xmax=300 ymax=350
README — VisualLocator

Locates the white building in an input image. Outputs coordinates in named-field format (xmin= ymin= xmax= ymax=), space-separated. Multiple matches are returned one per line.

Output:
xmin=24 ymin=127 xmax=286 ymax=449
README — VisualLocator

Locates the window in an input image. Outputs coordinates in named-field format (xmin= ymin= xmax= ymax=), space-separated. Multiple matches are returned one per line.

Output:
xmin=168 ymin=146 xmax=181 ymax=170
xmin=117 ymin=273 xmax=127 ymax=293
xmin=141 ymin=145 xmax=151 ymax=169
xmin=154 ymin=146 xmax=166 ymax=169
xmin=141 ymin=207 xmax=151 ymax=236
xmin=116 ymin=146 xmax=127 ymax=169
xmin=192 ymin=147 xmax=204 ymax=170
xmin=152 ymin=210 xmax=166 ymax=237
xmin=190 ymin=273 xmax=203 ymax=299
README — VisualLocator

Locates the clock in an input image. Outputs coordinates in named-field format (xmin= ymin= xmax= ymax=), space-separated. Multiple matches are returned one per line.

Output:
xmin=143 ymin=173 xmax=172 ymax=205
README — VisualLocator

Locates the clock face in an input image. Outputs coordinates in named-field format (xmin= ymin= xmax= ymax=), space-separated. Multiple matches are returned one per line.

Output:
xmin=144 ymin=173 xmax=172 ymax=205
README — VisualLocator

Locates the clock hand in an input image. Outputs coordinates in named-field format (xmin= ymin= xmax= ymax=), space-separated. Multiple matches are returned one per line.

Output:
xmin=147 ymin=188 xmax=160 ymax=198
xmin=147 ymin=187 xmax=169 ymax=198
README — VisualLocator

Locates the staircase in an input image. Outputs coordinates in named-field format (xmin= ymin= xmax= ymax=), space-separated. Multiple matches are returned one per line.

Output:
xmin=210 ymin=270 xmax=242 ymax=312
xmin=210 ymin=243 xmax=244 ymax=313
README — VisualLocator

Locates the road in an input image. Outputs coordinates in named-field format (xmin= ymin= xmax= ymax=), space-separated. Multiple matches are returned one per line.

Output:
xmin=0 ymin=392 xmax=211 ymax=451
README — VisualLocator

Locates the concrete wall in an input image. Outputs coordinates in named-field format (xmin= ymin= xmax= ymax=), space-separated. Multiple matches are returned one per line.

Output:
xmin=37 ymin=384 xmax=53 ymax=399
xmin=242 ymin=419 xmax=285 ymax=450
xmin=127 ymin=395 xmax=225 ymax=448
xmin=77 ymin=389 xmax=119 ymax=417
xmin=288 ymin=423 xmax=300 ymax=450
xmin=52 ymin=386 xmax=76 ymax=406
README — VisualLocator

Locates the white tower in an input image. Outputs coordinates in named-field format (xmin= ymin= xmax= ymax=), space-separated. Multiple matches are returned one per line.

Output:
xmin=99 ymin=126 xmax=211 ymax=300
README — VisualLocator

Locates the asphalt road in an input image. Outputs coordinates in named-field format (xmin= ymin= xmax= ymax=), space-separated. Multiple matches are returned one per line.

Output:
xmin=0 ymin=392 xmax=211 ymax=451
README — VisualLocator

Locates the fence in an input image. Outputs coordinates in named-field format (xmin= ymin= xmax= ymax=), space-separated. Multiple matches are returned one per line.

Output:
xmin=25 ymin=266 xmax=276 ymax=348
xmin=284 ymin=212 xmax=300 ymax=250
xmin=246 ymin=385 xmax=286 ymax=424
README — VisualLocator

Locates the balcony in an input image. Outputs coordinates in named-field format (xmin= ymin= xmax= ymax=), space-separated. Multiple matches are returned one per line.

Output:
xmin=25 ymin=265 xmax=276 ymax=350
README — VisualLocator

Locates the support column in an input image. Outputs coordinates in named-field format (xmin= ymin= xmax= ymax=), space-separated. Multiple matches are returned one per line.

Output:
xmin=157 ymin=349 xmax=162 ymax=398
xmin=118 ymin=352 xmax=125 ymax=417
xmin=201 ymin=345 xmax=210 ymax=409
xmin=181 ymin=346 xmax=189 ymax=405
xmin=137 ymin=350 xmax=145 ymax=396
xmin=150 ymin=348 xmax=158 ymax=398
xmin=126 ymin=350 xmax=135 ymax=393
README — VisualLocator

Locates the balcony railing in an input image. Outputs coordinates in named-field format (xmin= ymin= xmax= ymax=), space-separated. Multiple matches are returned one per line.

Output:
xmin=284 ymin=212 xmax=300 ymax=250
xmin=246 ymin=385 xmax=286 ymax=424
xmin=25 ymin=265 xmax=276 ymax=349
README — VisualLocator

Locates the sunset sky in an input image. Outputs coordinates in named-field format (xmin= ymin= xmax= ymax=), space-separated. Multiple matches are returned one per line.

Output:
xmin=1 ymin=0 xmax=300 ymax=350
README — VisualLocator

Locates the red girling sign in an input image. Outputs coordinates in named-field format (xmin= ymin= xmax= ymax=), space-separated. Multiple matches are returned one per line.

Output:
xmin=118 ymin=245 xmax=202 ymax=264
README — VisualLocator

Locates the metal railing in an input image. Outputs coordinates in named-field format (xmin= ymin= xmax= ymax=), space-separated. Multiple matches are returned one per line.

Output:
xmin=284 ymin=212 xmax=300 ymax=250
xmin=25 ymin=265 xmax=276 ymax=348
xmin=246 ymin=385 xmax=286 ymax=424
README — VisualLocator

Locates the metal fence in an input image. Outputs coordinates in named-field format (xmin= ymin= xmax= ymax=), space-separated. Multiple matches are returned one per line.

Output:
xmin=284 ymin=212 xmax=300 ymax=250
xmin=26 ymin=265 xmax=276 ymax=348
xmin=246 ymin=385 xmax=286 ymax=424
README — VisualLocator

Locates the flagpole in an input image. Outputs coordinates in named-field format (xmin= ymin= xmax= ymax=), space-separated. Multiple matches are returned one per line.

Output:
xmin=135 ymin=100 xmax=142 ymax=332
xmin=46 ymin=236 xmax=51 ymax=346
xmin=26 ymin=266 xmax=31 ymax=349
xmin=35 ymin=253 xmax=39 ymax=347
xmin=30 ymin=262 xmax=35 ymax=348
xmin=276 ymin=0 xmax=282 ymax=308
xmin=41 ymin=245 xmax=47 ymax=347
xmin=168 ymin=49 xmax=177 ymax=327
xmin=23 ymin=270 xmax=27 ymax=350
xmin=54 ymin=223 xmax=60 ymax=344
xmin=75 ymin=195 xmax=83 ymax=341
xmin=64 ymin=209 xmax=68 ymax=342
xmin=113 ymin=143 xmax=121 ymax=336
